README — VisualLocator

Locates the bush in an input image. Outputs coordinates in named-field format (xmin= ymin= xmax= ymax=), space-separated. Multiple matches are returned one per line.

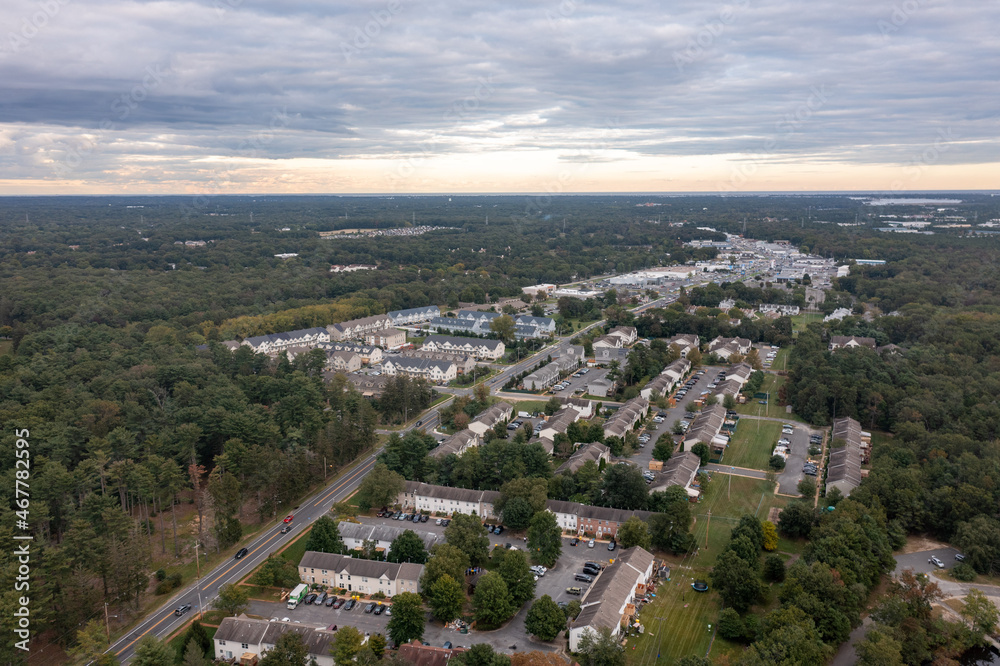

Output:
xmin=768 ymin=455 xmax=786 ymax=471
xmin=717 ymin=608 xmax=745 ymax=641
xmin=155 ymin=569 xmax=167 ymax=582
xmin=797 ymin=478 xmax=816 ymax=498
xmin=951 ymin=562 xmax=976 ymax=581
xmin=371 ymin=591 xmax=386 ymax=599
xmin=763 ymin=555 xmax=786 ymax=582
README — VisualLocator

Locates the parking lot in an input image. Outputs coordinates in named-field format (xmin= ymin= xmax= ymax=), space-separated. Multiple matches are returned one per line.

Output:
xmin=774 ymin=422 xmax=819 ymax=495
xmin=546 ymin=367 xmax=609 ymax=397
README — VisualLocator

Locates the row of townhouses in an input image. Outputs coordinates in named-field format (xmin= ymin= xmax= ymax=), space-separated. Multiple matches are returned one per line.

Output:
xmin=298 ymin=551 xmax=423 ymax=596
xmin=214 ymin=616 xmax=336 ymax=665
xmin=602 ymin=397 xmax=650 ymax=440
xmin=382 ymin=357 xmax=457 ymax=383
xmin=431 ymin=402 xmax=513 ymax=459
xmin=569 ymin=547 xmax=656 ymax=652
xmin=826 ymin=416 xmax=869 ymax=497
xmin=707 ymin=336 xmax=752 ymax=360
xmin=420 ymin=335 xmax=505 ymax=360
xmin=428 ymin=310 xmax=557 ymax=340
xmin=665 ymin=334 xmax=700 ymax=357
xmin=337 ymin=521 xmax=442 ymax=554
xmin=639 ymin=358 xmax=692 ymax=400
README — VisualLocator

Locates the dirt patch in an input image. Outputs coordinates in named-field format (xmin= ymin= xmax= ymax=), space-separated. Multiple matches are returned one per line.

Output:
xmin=767 ymin=507 xmax=783 ymax=524
xmin=900 ymin=535 xmax=950 ymax=555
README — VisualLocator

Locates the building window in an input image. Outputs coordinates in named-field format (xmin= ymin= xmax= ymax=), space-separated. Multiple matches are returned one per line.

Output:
xmin=242 ymin=643 xmax=249 ymax=650
xmin=220 ymin=641 xmax=226 ymax=646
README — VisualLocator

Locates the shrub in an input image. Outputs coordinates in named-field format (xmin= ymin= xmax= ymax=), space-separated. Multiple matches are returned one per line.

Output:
xmin=952 ymin=563 xmax=976 ymax=582
xmin=718 ymin=608 xmax=745 ymax=641
xmin=768 ymin=455 xmax=786 ymax=471
xmin=155 ymin=569 xmax=167 ymax=582
xmin=763 ymin=555 xmax=786 ymax=582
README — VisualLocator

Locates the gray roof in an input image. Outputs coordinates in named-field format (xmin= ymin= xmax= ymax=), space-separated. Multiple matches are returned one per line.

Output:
xmin=556 ymin=442 xmax=610 ymax=475
xmin=388 ymin=305 xmax=439 ymax=318
xmin=423 ymin=335 xmax=504 ymax=351
xmin=215 ymin=616 xmax=337 ymax=659
xmin=684 ymin=403 xmax=727 ymax=445
xmin=403 ymin=480 xmax=500 ymax=506
xmin=573 ymin=547 xmax=654 ymax=633
xmin=652 ymin=451 xmax=701 ymax=491
xmin=337 ymin=521 xmax=441 ymax=551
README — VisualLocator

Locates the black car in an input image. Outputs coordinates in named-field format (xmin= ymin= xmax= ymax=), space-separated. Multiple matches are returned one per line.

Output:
xmin=365 ymin=603 xmax=375 ymax=613
xmin=570 ymin=537 xmax=579 ymax=546
xmin=494 ymin=525 xmax=504 ymax=535
xmin=583 ymin=565 xmax=601 ymax=576
xmin=235 ymin=547 xmax=249 ymax=559
xmin=373 ymin=603 xmax=385 ymax=615
xmin=315 ymin=592 xmax=327 ymax=605
xmin=343 ymin=599 xmax=356 ymax=611
xmin=174 ymin=603 xmax=192 ymax=616
xmin=575 ymin=573 xmax=594 ymax=583
xmin=304 ymin=593 xmax=318 ymax=605
xmin=326 ymin=596 xmax=337 ymax=607
xmin=281 ymin=525 xmax=291 ymax=534
xmin=416 ymin=420 xmax=423 ymax=426
xmin=420 ymin=514 xmax=429 ymax=522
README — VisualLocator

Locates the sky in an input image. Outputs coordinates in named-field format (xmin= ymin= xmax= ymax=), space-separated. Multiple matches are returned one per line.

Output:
xmin=0 ymin=0 xmax=996 ymax=195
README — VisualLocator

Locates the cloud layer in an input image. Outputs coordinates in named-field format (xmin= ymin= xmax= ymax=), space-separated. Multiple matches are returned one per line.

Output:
xmin=0 ymin=0 xmax=996 ymax=193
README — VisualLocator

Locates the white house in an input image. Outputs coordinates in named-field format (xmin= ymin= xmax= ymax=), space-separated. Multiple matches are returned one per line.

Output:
xmin=214 ymin=616 xmax=336 ymax=666
xmin=432 ymin=429 xmax=482 ymax=459
xmin=382 ymin=357 xmax=457 ymax=383
xmin=337 ymin=522 xmax=442 ymax=553
xmin=387 ymin=305 xmax=440 ymax=326
xmin=421 ymin=335 xmax=505 ymax=361
xmin=523 ymin=362 xmax=561 ymax=391
xmin=397 ymin=481 xmax=500 ymax=519
xmin=608 ymin=326 xmax=638 ymax=346
xmin=327 ymin=315 xmax=392 ymax=342
xmin=569 ymin=547 xmax=656 ymax=652
xmin=467 ymin=402 xmax=514 ymax=436
xmin=602 ymin=397 xmax=649 ymax=440
xmin=242 ymin=327 xmax=331 ymax=355
xmin=665 ymin=334 xmax=699 ymax=358
xmin=298 ymin=551 xmax=423 ymax=596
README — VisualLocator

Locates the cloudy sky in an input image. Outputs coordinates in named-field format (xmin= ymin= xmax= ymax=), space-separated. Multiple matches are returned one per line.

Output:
xmin=0 ymin=0 xmax=995 ymax=194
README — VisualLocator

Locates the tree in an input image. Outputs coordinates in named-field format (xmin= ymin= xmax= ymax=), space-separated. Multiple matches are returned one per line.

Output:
xmin=617 ymin=516 xmax=651 ymax=550
xmin=601 ymin=464 xmax=648 ymax=510
xmin=797 ymin=478 xmax=816 ymax=498
xmin=133 ymin=635 xmax=173 ymax=666
xmin=445 ymin=513 xmax=491 ymax=567
xmin=497 ymin=548 xmax=536 ymax=608
xmin=525 ymin=595 xmax=566 ymax=641
xmin=387 ymin=591 xmax=426 ymax=645
xmin=777 ymin=501 xmax=814 ymax=538
xmin=651 ymin=434 xmax=674 ymax=463
xmin=368 ymin=634 xmax=387 ymax=659
xmin=500 ymin=497 xmax=534 ymax=530
xmin=304 ymin=515 xmax=345 ymax=554
xmin=961 ymin=588 xmax=999 ymax=640
xmin=176 ymin=620 xmax=211 ymax=664
xmin=182 ymin=639 xmax=212 ymax=666
xmin=691 ymin=442 xmax=710 ymax=465
xmin=544 ymin=396 xmax=562 ymax=416
xmin=763 ymin=554 xmax=786 ymax=582
xmin=527 ymin=510 xmax=562 ymax=567
xmin=854 ymin=628 xmax=903 ymax=666
xmin=718 ymin=608 xmax=745 ymax=641
xmin=490 ymin=315 xmax=517 ymax=344
xmin=387 ymin=529 xmax=428 ymax=564
xmin=710 ymin=550 xmax=764 ymax=612
xmin=577 ymin=626 xmax=625 ymax=666
xmin=687 ymin=347 xmax=702 ymax=366
xmin=356 ymin=462 xmax=405 ymax=511
xmin=208 ymin=470 xmax=243 ymax=549
xmin=954 ymin=515 xmax=1000 ymax=576
xmin=453 ymin=643 xmax=512 ymax=666
xmin=676 ymin=659 xmax=712 ymax=666
xmin=474 ymin=571 xmax=514 ymax=628
xmin=250 ymin=555 xmax=301 ymax=588
xmin=428 ymin=573 xmax=465 ymax=622
xmin=761 ymin=521 xmax=778 ymax=551
xmin=260 ymin=631 xmax=310 ymax=665
xmin=421 ymin=543 xmax=470 ymax=591
xmin=723 ymin=394 xmax=737 ymax=410
xmin=215 ymin=583 xmax=250 ymax=616
xmin=331 ymin=625 xmax=364 ymax=666
xmin=745 ymin=348 xmax=763 ymax=370
xmin=767 ymin=455 xmax=786 ymax=471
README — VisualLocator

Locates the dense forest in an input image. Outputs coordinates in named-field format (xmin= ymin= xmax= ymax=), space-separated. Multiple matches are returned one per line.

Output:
xmin=2 ymin=193 xmax=999 ymax=664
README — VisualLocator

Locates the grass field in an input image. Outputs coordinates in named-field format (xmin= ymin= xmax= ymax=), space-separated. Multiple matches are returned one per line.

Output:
xmin=513 ymin=400 xmax=548 ymax=415
xmin=765 ymin=347 xmax=791 ymax=372
xmin=627 ymin=476 xmax=790 ymax=665
xmin=734 ymin=374 xmax=807 ymax=422
xmin=790 ymin=312 xmax=824 ymax=334
xmin=722 ymin=421 xmax=783 ymax=471
xmin=280 ymin=528 xmax=312 ymax=566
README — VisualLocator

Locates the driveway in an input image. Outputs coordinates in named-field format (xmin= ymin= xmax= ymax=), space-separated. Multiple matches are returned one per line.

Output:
xmin=775 ymin=422 xmax=814 ymax=496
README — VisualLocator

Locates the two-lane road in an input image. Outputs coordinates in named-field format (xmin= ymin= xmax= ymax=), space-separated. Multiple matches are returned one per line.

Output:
xmin=109 ymin=448 xmax=384 ymax=663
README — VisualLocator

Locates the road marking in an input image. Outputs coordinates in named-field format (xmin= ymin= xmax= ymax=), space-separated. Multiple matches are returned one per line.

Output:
xmin=114 ymin=610 xmax=176 ymax=656
xmin=313 ymin=456 xmax=375 ymax=507
xmin=205 ymin=529 xmax=284 ymax=588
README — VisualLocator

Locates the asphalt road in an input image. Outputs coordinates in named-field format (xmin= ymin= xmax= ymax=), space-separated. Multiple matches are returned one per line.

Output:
xmin=110 ymin=448 xmax=384 ymax=663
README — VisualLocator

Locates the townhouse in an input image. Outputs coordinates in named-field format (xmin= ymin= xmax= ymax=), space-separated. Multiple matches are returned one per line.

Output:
xmin=682 ymin=403 xmax=729 ymax=459
xmin=328 ymin=371 xmax=391 ymax=397
xmin=399 ymin=348 xmax=475 ymax=375
xmin=398 ymin=641 xmax=468 ymax=666
xmin=455 ymin=309 xmax=502 ymax=324
xmin=321 ymin=342 xmax=383 ymax=365
xmin=428 ymin=316 xmax=488 ymax=335
xmin=523 ymin=362 xmax=561 ymax=391
xmin=421 ymin=335 xmax=505 ymax=361
xmin=555 ymin=441 xmax=610 ymax=475
xmin=327 ymin=315 xmax=393 ymax=342
xmin=829 ymin=335 xmax=877 ymax=351
xmin=665 ymin=334 xmax=700 ymax=358
xmin=577 ymin=505 xmax=654 ymax=541
xmin=556 ymin=396 xmax=595 ymax=419
xmin=607 ymin=326 xmax=638 ymax=346
xmin=387 ymin=305 xmax=440 ymax=326
xmin=299 ymin=552 xmax=423 ymax=596
xmin=826 ymin=416 xmax=869 ymax=496
xmin=707 ymin=336 xmax=752 ymax=360
xmin=381 ymin=357 xmax=457 ymax=383
xmin=595 ymin=347 xmax=629 ymax=365
xmin=592 ymin=334 xmax=623 ymax=349
xmin=640 ymin=356 xmax=693 ymax=401
xmin=537 ymin=408 xmax=580 ymax=443
xmin=587 ymin=377 xmax=615 ymax=398
xmin=327 ymin=350 xmax=362 ymax=373
xmin=515 ymin=314 xmax=556 ymax=335
xmin=431 ymin=429 xmax=481 ymax=459
xmin=365 ymin=328 xmax=406 ymax=349
xmin=242 ymin=327 xmax=331 ymax=355
xmin=515 ymin=323 xmax=549 ymax=339
xmin=337 ymin=521 xmax=442 ymax=554
xmin=214 ymin=616 xmax=335 ymax=665
xmin=649 ymin=451 xmax=702 ymax=497
xmin=467 ymin=402 xmax=514 ymax=436
xmin=569 ymin=548 xmax=656 ymax=652
xmin=397 ymin=481 xmax=500 ymax=519
xmin=603 ymin=397 xmax=650 ymax=440
xmin=759 ymin=303 xmax=800 ymax=316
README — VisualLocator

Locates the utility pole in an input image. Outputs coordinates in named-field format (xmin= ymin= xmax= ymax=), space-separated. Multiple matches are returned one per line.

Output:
xmin=195 ymin=542 xmax=205 ymax=620
xmin=705 ymin=509 xmax=711 ymax=548
xmin=104 ymin=602 xmax=111 ymax=642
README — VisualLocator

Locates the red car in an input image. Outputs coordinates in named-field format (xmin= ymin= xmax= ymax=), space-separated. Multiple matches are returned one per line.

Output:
xmin=283 ymin=514 xmax=294 ymax=524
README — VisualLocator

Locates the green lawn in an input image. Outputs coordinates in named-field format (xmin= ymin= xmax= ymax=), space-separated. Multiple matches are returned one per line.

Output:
xmin=722 ymin=421 xmax=783 ymax=471
xmin=734 ymin=374 xmax=807 ymax=422
xmin=766 ymin=347 xmax=791 ymax=372
xmin=790 ymin=312 xmax=824 ymax=334
xmin=628 ymin=476 xmax=789 ymax=665
xmin=513 ymin=400 xmax=548 ymax=415
xmin=280 ymin=528 xmax=313 ymax=566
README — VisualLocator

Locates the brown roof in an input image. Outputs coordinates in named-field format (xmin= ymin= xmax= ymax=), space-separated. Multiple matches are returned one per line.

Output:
xmin=397 ymin=640 xmax=468 ymax=666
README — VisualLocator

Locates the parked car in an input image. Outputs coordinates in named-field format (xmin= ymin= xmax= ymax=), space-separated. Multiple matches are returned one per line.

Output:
xmin=494 ymin=525 xmax=504 ymax=535
xmin=235 ymin=547 xmax=249 ymax=559
xmin=435 ymin=518 xmax=443 ymax=526
xmin=574 ymin=573 xmax=594 ymax=583
xmin=566 ymin=587 xmax=582 ymax=595
xmin=343 ymin=599 xmax=355 ymax=611
xmin=412 ymin=514 xmax=421 ymax=523
xmin=570 ymin=537 xmax=579 ymax=546
xmin=174 ymin=604 xmax=192 ymax=616
xmin=588 ymin=539 xmax=595 ymax=548
xmin=955 ymin=553 xmax=966 ymax=561
xmin=420 ymin=514 xmax=429 ymax=523
xmin=304 ymin=594 xmax=318 ymax=605
xmin=608 ymin=541 xmax=617 ymax=552
xmin=374 ymin=604 xmax=385 ymax=615
xmin=365 ymin=603 xmax=376 ymax=613
xmin=315 ymin=592 xmax=327 ymax=605
xmin=443 ymin=641 xmax=453 ymax=650
xmin=326 ymin=596 xmax=337 ymax=607
xmin=332 ymin=598 xmax=345 ymax=609
xmin=929 ymin=556 xmax=945 ymax=569
xmin=441 ymin=519 xmax=450 ymax=527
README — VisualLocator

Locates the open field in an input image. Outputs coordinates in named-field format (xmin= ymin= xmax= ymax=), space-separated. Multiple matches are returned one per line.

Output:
xmin=723 ymin=420 xmax=784 ymax=470
xmin=790 ymin=312 xmax=824 ymax=333
xmin=513 ymin=400 xmax=548 ymax=415
xmin=734 ymin=374 xmax=807 ymax=422
xmin=625 ymin=576 xmax=724 ymax=666
xmin=279 ymin=526 xmax=313 ymax=566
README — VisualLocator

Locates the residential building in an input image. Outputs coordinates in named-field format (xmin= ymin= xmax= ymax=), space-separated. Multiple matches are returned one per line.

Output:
xmin=329 ymin=371 xmax=391 ymax=397
xmin=829 ymin=335 xmax=877 ymax=351
xmin=595 ymin=347 xmax=630 ymax=365
xmin=387 ymin=305 xmax=440 ymax=326
xmin=455 ymin=310 xmax=502 ymax=324
xmin=365 ymin=328 xmax=406 ymax=349
xmin=329 ymin=264 xmax=377 ymax=272
xmin=321 ymin=342 xmax=383 ymax=365
xmin=515 ymin=315 xmax=557 ymax=335
xmin=397 ymin=481 xmax=500 ymax=519
xmin=665 ymin=334 xmax=699 ymax=357
xmin=522 ymin=284 xmax=556 ymax=297
xmin=826 ymin=416 xmax=867 ymax=497
xmin=556 ymin=396 xmax=595 ymax=419
xmin=707 ymin=336 xmax=752 ymax=360
xmin=639 ymin=360 xmax=692 ymax=401
xmin=397 ymin=641 xmax=468 ymax=666
xmin=523 ymin=362 xmax=561 ymax=391
xmin=515 ymin=323 xmax=548 ymax=339
xmin=213 ymin=616 xmax=335 ymax=665
xmin=602 ymin=397 xmax=649 ymax=440
xmin=399 ymin=349 xmax=475 ymax=375
xmin=538 ymin=408 xmax=579 ymax=442
xmin=327 ymin=315 xmax=392 ymax=342
xmin=337 ymin=522 xmax=442 ymax=553
xmin=576 ymin=506 xmax=654 ymax=540
xmin=299 ymin=551 xmax=423 ymax=595
xmin=467 ymin=402 xmax=514 ymax=436
xmin=556 ymin=442 xmax=610 ymax=475
xmin=421 ymin=335 xmax=505 ymax=360
xmin=682 ymin=403 xmax=728 ymax=450
xmin=242 ymin=327 xmax=331 ymax=355
xmin=662 ymin=358 xmax=692 ymax=384
xmin=824 ymin=307 xmax=853 ymax=322
xmin=545 ymin=499 xmax=582 ymax=533
xmin=649 ymin=451 xmax=701 ymax=496
xmin=569 ymin=547 xmax=655 ymax=652
xmin=608 ymin=326 xmax=638 ymax=346
xmin=428 ymin=316 xmax=488 ymax=335
xmin=592 ymin=334 xmax=622 ymax=349
xmin=431 ymin=429 xmax=481 ymax=459
xmin=382 ymin=357 xmax=457 ymax=383
xmin=327 ymin=351 xmax=362 ymax=373
xmin=758 ymin=303 xmax=800 ymax=316
xmin=587 ymin=377 xmax=615 ymax=398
